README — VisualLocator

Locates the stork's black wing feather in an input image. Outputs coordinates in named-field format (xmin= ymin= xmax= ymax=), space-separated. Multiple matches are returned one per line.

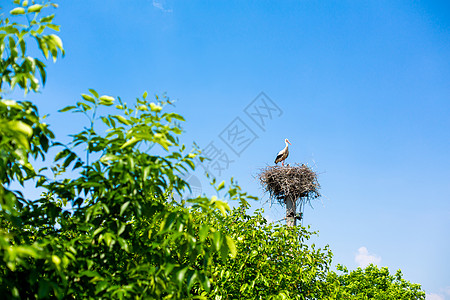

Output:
xmin=274 ymin=153 xmax=283 ymax=164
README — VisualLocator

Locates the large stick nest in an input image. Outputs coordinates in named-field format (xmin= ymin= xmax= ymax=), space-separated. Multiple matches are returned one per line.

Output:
xmin=258 ymin=164 xmax=320 ymax=206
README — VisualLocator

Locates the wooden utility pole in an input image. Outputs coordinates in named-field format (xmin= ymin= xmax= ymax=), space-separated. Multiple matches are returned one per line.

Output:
xmin=285 ymin=195 xmax=296 ymax=227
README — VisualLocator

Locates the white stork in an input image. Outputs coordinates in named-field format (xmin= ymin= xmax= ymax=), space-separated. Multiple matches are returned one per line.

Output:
xmin=274 ymin=138 xmax=291 ymax=166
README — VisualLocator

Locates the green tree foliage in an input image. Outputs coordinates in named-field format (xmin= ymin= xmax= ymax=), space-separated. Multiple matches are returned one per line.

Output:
xmin=1 ymin=0 xmax=63 ymax=94
xmin=206 ymin=200 xmax=334 ymax=299
xmin=1 ymin=2 xmax=234 ymax=298
xmin=326 ymin=264 xmax=425 ymax=299
xmin=0 ymin=1 xmax=426 ymax=299
xmin=1 ymin=0 xmax=61 ymax=212
xmin=198 ymin=193 xmax=425 ymax=299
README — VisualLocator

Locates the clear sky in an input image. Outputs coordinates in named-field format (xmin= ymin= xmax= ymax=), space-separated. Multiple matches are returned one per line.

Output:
xmin=6 ymin=0 xmax=450 ymax=298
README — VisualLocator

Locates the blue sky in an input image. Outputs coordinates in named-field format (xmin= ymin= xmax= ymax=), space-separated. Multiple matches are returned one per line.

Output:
xmin=5 ymin=0 xmax=450 ymax=298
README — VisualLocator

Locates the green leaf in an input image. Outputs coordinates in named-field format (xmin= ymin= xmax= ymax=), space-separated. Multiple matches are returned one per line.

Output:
xmin=16 ymin=134 xmax=30 ymax=151
xmin=121 ymin=136 xmax=139 ymax=149
xmin=37 ymin=37 xmax=49 ymax=59
xmin=211 ymin=231 xmax=221 ymax=251
xmin=58 ymin=105 xmax=77 ymax=112
xmin=88 ymin=88 xmax=99 ymax=98
xmin=163 ymin=263 xmax=175 ymax=276
xmin=198 ymin=273 xmax=211 ymax=292
xmin=99 ymin=95 xmax=114 ymax=102
xmin=63 ymin=152 xmax=77 ymax=168
xmin=217 ymin=181 xmax=225 ymax=191
xmin=150 ymin=102 xmax=162 ymax=112
xmin=160 ymin=212 xmax=177 ymax=232
xmin=41 ymin=34 xmax=64 ymax=61
xmin=77 ymin=101 xmax=92 ymax=111
xmin=1 ymin=100 xmax=21 ymax=109
xmin=55 ymin=149 xmax=70 ymax=162
xmin=225 ymin=236 xmax=237 ymax=258
xmin=27 ymin=4 xmax=43 ymax=13
xmin=114 ymin=115 xmax=131 ymax=125
xmin=49 ymin=34 xmax=63 ymax=50
xmin=9 ymin=120 xmax=33 ymax=137
xmin=165 ymin=112 xmax=185 ymax=122
xmin=52 ymin=255 xmax=61 ymax=266
xmin=186 ymin=270 xmax=198 ymax=290
xmin=95 ymin=281 xmax=109 ymax=294
xmin=80 ymin=270 xmax=101 ymax=278
xmin=93 ymin=227 xmax=104 ymax=237
xmin=40 ymin=14 xmax=55 ymax=23
xmin=36 ymin=59 xmax=47 ymax=84
xmin=117 ymin=224 xmax=126 ymax=236
xmin=15 ymin=246 xmax=39 ymax=258
xmin=199 ymin=224 xmax=209 ymax=242
xmin=213 ymin=200 xmax=230 ymax=217
xmin=46 ymin=24 xmax=60 ymax=32
xmin=99 ymin=95 xmax=114 ymax=106
xmin=19 ymin=39 xmax=26 ymax=55
xmin=10 ymin=7 xmax=25 ymax=15
xmin=176 ymin=267 xmax=188 ymax=285
xmin=120 ymin=201 xmax=130 ymax=216
xmin=81 ymin=94 xmax=95 ymax=104
xmin=100 ymin=154 xmax=118 ymax=163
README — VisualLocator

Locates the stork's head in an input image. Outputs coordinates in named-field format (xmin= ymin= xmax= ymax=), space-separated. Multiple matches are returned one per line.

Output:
xmin=285 ymin=138 xmax=291 ymax=145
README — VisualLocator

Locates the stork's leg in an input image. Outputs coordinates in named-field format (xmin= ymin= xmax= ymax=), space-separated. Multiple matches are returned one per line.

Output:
xmin=282 ymin=161 xmax=284 ymax=166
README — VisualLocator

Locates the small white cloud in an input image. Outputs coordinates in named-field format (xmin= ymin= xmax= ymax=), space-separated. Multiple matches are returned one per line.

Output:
xmin=152 ymin=0 xmax=173 ymax=13
xmin=426 ymin=293 xmax=445 ymax=300
xmin=426 ymin=286 xmax=450 ymax=300
xmin=355 ymin=246 xmax=381 ymax=268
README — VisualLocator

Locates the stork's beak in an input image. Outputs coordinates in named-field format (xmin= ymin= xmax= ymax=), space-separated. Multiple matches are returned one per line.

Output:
xmin=287 ymin=140 xmax=292 ymax=145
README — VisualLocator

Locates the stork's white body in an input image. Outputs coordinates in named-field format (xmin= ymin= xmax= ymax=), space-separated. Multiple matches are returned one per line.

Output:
xmin=274 ymin=139 xmax=291 ymax=166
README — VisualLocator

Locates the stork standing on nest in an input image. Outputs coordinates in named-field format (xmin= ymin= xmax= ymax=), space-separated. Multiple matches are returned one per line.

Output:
xmin=274 ymin=138 xmax=291 ymax=166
